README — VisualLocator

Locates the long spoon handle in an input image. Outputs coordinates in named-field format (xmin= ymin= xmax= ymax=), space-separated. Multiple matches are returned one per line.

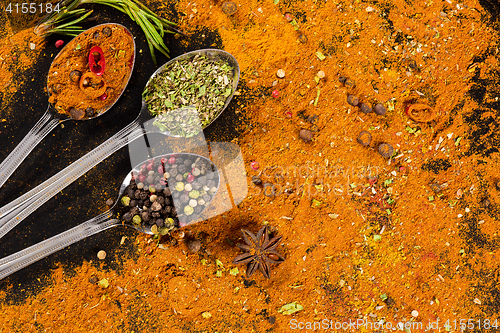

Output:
xmin=0 ymin=119 xmax=143 ymax=239
xmin=0 ymin=108 xmax=61 ymax=189
xmin=0 ymin=211 xmax=119 ymax=280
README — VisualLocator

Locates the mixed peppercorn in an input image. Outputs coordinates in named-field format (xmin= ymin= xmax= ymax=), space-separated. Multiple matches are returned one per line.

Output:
xmin=116 ymin=153 xmax=220 ymax=233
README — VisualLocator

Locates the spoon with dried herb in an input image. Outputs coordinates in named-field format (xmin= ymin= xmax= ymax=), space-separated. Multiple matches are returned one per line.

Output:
xmin=0 ymin=23 xmax=135 ymax=189
xmin=0 ymin=153 xmax=220 ymax=280
xmin=0 ymin=49 xmax=239 ymax=239
xmin=143 ymin=53 xmax=236 ymax=137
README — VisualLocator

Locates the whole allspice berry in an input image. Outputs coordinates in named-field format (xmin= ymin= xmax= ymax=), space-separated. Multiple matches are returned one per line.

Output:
xmin=378 ymin=143 xmax=394 ymax=158
xmin=374 ymin=103 xmax=387 ymax=115
xmin=357 ymin=131 xmax=372 ymax=146
xmin=347 ymin=95 xmax=359 ymax=106
xmin=299 ymin=129 xmax=314 ymax=142
xmin=360 ymin=103 xmax=372 ymax=114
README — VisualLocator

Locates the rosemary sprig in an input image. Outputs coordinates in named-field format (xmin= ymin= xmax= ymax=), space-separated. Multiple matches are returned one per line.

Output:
xmin=35 ymin=0 xmax=183 ymax=63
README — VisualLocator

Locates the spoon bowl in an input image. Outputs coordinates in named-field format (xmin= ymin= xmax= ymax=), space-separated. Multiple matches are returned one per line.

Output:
xmin=0 ymin=23 xmax=135 ymax=188
xmin=0 ymin=152 xmax=220 ymax=280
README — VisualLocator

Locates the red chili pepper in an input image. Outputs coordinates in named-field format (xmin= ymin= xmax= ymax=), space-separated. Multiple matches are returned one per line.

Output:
xmin=89 ymin=46 xmax=105 ymax=76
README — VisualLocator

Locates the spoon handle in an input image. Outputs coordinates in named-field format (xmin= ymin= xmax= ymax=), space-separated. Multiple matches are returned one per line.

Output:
xmin=0 ymin=107 xmax=61 ymax=189
xmin=0 ymin=120 xmax=143 ymax=238
xmin=0 ymin=211 xmax=119 ymax=280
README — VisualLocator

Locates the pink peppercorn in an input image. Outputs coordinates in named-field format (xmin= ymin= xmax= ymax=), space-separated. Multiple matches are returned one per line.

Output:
xmin=139 ymin=174 xmax=146 ymax=183
xmin=147 ymin=163 xmax=154 ymax=171
xmin=55 ymin=40 xmax=64 ymax=48
xmin=99 ymin=93 xmax=107 ymax=101
xmin=161 ymin=157 xmax=167 ymax=164
xmin=158 ymin=165 xmax=164 ymax=174
xmin=187 ymin=174 xmax=195 ymax=183
xmin=168 ymin=157 xmax=176 ymax=164
xmin=250 ymin=161 xmax=259 ymax=170
xmin=284 ymin=13 xmax=292 ymax=21
xmin=285 ymin=111 xmax=292 ymax=118
xmin=160 ymin=179 xmax=167 ymax=185
xmin=272 ymin=90 xmax=279 ymax=98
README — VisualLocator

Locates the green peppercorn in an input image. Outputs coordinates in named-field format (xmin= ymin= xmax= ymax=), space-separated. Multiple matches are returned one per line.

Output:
xmin=184 ymin=205 xmax=194 ymax=215
xmin=132 ymin=215 xmax=142 ymax=225
xmin=176 ymin=182 xmax=185 ymax=191
xmin=189 ymin=190 xmax=200 ymax=199
xmin=121 ymin=196 xmax=131 ymax=206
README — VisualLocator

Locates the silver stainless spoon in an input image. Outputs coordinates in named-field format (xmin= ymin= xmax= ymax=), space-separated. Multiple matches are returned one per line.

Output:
xmin=0 ymin=152 xmax=220 ymax=280
xmin=0 ymin=23 xmax=136 ymax=189
xmin=0 ymin=49 xmax=240 ymax=238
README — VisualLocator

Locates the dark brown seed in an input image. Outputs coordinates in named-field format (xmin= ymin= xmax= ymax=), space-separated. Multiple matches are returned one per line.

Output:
xmin=347 ymin=95 xmax=359 ymax=106
xmin=69 ymin=70 xmax=82 ymax=82
xmin=102 ymin=27 xmax=112 ymax=37
xmin=93 ymin=32 xmax=100 ymax=39
xmin=222 ymin=1 xmax=237 ymax=15
xmin=360 ymin=103 xmax=372 ymax=114
xmin=374 ymin=103 xmax=387 ymax=115
xmin=299 ymin=129 xmax=313 ymax=142
xmin=378 ymin=143 xmax=394 ymax=158
xmin=88 ymin=275 xmax=98 ymax=284
xmin=252 ymin=176 xmax=262 ymax=185
xmin=298 ymin=33 xmax=308 ymax=43
xmin=307 ymin=114 xmax=319 ymax=124
xmin=123 ymin=212 xmax=132 ymax=222
xmin=482 ymin=198 xmax=491 ymax=208
xmin=344 ymin=79 xmax=355 ymax=89
xmin=85 ymin=107 xmax=96 ymax=117
xmin=106 ymin=198 xmax=114 ymax=206
xmin=156 ymin=219 xmax=164 ymax=227
xmin=430 ymin=183 xmax=442 ymax=193
xmin=141 ymin=211 xmax=150 ymax=222
xmin=69 ymin=107 xmax=85 ymax=120
xmin=357 ymin=131 xmax=372 ymax=146
xmin=338 ymin=76 xmax=347 ymax=84
xmin=496 ymin=181 xmax=500 ymax=190
xmin=187 ymin=239 xmax=202 ymax=254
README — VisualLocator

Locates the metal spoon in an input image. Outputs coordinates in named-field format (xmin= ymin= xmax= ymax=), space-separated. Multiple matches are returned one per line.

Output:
xmin=0 ymin=23 xmax=136 ymax=189
xmin=0 ymin=152 xmax=220 ymax=280
xmin=0 ymin=49 xmax=240 ymax=238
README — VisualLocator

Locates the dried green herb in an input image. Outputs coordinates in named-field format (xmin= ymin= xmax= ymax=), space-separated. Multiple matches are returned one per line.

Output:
xmin=143 ymin=54 xmax=234 ymax=136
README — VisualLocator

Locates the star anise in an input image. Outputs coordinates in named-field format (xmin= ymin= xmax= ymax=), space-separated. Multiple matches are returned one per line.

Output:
xmin=232 ymin=225 xmax=285 ymax=279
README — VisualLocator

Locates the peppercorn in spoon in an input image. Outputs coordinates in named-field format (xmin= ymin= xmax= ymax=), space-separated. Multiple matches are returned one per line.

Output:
xmin=0 ymin=23 xmax=136 ymax=189
xmin=0 ymin=49 xmax=240 ymax=238
xmin=0 ymin=152 xmax=220 ymax=279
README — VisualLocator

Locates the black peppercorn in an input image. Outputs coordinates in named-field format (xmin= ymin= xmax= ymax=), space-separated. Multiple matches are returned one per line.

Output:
xmin=357 ymin=131 xmax=372 ymax=146
xmin=123 ymin=212 xmax=132 ymax=222
xmin=69 ymin=70 xmax=82 ymax=82
xmin=299 ymin=129 xmax=314 ymax=142
xmin=338 ymin=76 xmax=347 ymax=84
xmin=252 ymin=176 xmax=262 ymax=185
xmin=378 ymin=143 xmax=394 ymax=158
xmin=360 ymin=103 xmax=372 ymax=114
xmin=85 ymin=107 xmax=95 ymax=117
xmin=347 ymin=95 xmax=359 ymax=106
xmin=102 ymin=27 xmax=112 ymax=37
xmin=374 ymin=103 xmax=387 ymax=115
